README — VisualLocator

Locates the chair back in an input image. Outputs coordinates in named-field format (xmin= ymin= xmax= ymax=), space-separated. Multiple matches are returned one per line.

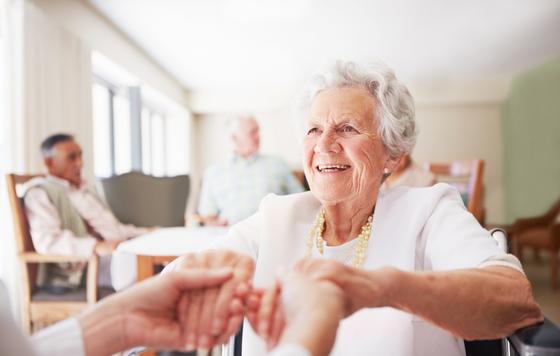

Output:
xmin=545 ymin=198 xmax=560 ymax=225
xmin=99 ymin=171 xmax=190 ymax=227
xmin=5 ymin=174 xmax=43 ymax=292
xmin=424 ymin=159 xmax=485 ymax=224
xmin=5 ymin=174 xmax=43 ymax=254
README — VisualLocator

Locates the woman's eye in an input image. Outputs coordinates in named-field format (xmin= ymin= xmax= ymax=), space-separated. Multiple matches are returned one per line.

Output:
xmin=307 ymin=127 xmax=320 ymax=135
xmin=341 ymin=125 xmax=357 ymax=133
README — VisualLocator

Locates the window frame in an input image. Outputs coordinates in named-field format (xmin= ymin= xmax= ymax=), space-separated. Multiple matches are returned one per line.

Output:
xmin=92 ymin=74 xmax=174 ymax=177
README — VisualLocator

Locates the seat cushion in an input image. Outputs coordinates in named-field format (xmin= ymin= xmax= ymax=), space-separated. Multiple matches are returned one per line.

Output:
xmin=31 ymin=286 xmax=115 ymax=302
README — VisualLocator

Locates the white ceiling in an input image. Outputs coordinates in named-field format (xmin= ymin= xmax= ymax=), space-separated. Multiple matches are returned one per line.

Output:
xmin=89 ymin=0 xmax=560 ymax=94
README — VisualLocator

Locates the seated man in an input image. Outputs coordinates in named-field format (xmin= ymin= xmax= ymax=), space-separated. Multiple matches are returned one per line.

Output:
xmin=24 ymin=133 xmax=149 ymax=291
xmin=196 ymin=116 xmax=304 ymax=226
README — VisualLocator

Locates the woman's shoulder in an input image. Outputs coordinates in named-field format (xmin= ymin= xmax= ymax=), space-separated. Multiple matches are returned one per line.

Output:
xmin=380 ymin=183 xmax=464 ymax=213
xmin=258 ymin=191 xmax=320 ymax=219
xmin=260 ymin=191 xmax=319 ymax=208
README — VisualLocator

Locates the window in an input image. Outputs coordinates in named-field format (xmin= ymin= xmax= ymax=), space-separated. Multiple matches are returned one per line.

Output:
xmin=91 ymin=52 xmax=190 ymax=178
xmin=142 ymin=109 xmax=166 ymax=176
xmin=92 ymin=83 xmax=112 ymax=177
xmin=113 ymin=93 xmax=132 ymax=174
xmin=165 ymin=115 xmax=190 ymax=176
xmin=141 ymin=108 xmax=152 ymax=173
xmin=140 ymin=107 xmax=189 ymax=177
xmin=92 ymin=77 xmax=133 ymax=178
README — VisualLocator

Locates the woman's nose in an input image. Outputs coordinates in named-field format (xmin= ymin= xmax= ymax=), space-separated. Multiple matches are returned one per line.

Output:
xmin=313 ymin=131 xmax=341 ymax=153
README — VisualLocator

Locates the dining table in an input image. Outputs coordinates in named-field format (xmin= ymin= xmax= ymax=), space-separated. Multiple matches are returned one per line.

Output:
xmin=114 ymin=226 xmax=229 ymax=282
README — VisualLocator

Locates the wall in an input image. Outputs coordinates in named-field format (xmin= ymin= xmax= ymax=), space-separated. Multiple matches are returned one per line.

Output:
xmin=414 ymin=103 xmax=504 ymax=223
xmin=29 ymin=0 xmax=188 ymax=108
xmin=21 ymin=2 xmax=95 ymax=181
xmin=30 ymin=0 xmax=192 ymax=181
xmin=191 ymin=79 xmax=509 ymax=223
xmin=503 ymin=57 xmax=560 ymax=222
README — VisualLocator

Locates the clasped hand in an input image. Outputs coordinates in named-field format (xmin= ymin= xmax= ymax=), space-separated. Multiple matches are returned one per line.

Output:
xmin=163 ymin=251 xmax=377 ymax=352
xmin=170 ymin=249 xmax=256 ymax=350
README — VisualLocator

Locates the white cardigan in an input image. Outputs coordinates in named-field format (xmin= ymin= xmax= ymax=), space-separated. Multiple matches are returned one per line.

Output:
xmin=210 ymin=183 xmax=522 ymax=356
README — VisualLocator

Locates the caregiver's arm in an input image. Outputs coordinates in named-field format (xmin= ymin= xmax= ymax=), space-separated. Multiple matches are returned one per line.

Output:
xmin=31 ymin=269 xmax=233 ymax=356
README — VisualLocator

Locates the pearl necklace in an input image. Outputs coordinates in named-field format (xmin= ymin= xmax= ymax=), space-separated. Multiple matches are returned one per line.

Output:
xmin=306 ymin=208 xmax=373 ymax=268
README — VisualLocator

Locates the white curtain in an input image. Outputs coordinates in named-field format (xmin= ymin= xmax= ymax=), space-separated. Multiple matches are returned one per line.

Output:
xmin=0 ymin=0 xmax=93 ymax=323
xmin=22 ymin=1 xmax=94 ymax=179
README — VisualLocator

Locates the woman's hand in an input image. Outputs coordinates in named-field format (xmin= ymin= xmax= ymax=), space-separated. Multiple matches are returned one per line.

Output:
xmin=278 ymin=270 xmax=346 ymax=356
xmin=93 ymin=240 xmax=120 ymax=256
xmin=78 ymin=269 xmax=234 ymax=355
xmin=173 ymin=250 xmax=255 ymax=350
xmin=248 ymin=268 xmax=346 ymax=355
xmin=293 ymin=258 xmax=398 ymax=315
xmin=246 ymin=281 xmax=285 ymax=350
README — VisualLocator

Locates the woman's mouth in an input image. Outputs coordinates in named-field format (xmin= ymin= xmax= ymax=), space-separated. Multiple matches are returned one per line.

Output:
xmin=316 ymin=164 xmax=351 ymax=173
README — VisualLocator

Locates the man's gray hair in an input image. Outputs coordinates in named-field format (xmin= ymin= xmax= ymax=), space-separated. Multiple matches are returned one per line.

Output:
xmin=300 ymin=61 xmax=417 ymax=158
xmin=40 ymin=133 xmax=74 ymax=158
xmin=226 ymin=115 xmax=258 ymax=137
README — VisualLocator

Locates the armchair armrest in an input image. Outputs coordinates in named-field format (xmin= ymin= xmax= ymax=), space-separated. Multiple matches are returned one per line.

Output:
xmin=21 ymin=252 xmax=100 ymax=303
xmin=512 ymin=216 xmax=552 ymax=233
xmin=506 ymin=317 xmax=560 ymax=355
xmin=20 ymin=252 xmax=91 ymax=263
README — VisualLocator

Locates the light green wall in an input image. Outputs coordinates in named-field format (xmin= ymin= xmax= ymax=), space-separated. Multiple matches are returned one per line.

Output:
xmin=503 ymin=57 xmax=560 ymax=222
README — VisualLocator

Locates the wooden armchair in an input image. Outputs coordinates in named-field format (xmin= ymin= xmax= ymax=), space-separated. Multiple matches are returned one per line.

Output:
xmin=509 ymin=198 xmax=560 ymax=289
xmin=5 ymin=174 xmax=101 ymax=333
xmin=424 ymin=159 xmax=485 ymax=224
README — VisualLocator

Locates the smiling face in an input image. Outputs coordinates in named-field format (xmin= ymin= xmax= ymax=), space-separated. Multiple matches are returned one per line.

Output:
xmin=303 ymin=86 xmax=397 ymax=205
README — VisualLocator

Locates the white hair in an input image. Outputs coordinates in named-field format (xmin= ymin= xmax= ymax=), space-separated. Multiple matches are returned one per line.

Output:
xmin=226 ymin=115 xmax=258 ymax=137
xmin=300 ymin=61 xmax=417 ymax=158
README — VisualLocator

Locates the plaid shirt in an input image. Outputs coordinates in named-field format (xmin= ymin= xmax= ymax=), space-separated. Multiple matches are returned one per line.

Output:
xmin=198 ymin=154 xmax=304 ymax=224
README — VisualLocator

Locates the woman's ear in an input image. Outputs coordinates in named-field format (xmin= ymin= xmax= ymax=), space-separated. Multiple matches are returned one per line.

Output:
xmin=384 ymin=155 xmax=403 ymax=176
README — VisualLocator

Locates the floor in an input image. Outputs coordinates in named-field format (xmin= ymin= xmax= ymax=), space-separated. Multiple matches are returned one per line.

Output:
xmin=522 ymin=253 xmax=560 ymax=325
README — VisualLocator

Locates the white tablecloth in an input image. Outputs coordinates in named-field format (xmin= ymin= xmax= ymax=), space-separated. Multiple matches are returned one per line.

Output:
xmin=111 ymin=227 xmax=229 ymax=290
xmin=118 ymin=226 xmax=228 ymax=256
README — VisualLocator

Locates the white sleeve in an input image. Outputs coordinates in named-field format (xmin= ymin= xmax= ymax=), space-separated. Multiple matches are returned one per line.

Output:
xmin=479 ymin=254 xmax=524 ymax=274
xmin=268 ymin=343 xmax=311 ymax=356
xmin=31 ymin=318 xmax=85 ymax=356
xmin=422 ymin=187 xmax=524 ymax=273
xmin=0 ymin=280 xmax=36 ymax=356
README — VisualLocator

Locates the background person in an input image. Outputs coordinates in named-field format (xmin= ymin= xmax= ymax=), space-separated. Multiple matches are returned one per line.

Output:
xmin=24 ymin=133 xmax=151 ymax=291
xmin=195 ymin=116 xmax=304 ymax=226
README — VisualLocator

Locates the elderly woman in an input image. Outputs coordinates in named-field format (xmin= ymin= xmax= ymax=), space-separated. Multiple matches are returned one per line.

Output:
xmin=170 ymin=61 xmax=542 ymax=355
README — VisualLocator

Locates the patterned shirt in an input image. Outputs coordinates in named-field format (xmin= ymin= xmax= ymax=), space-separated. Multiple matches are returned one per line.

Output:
xmin=198 ymin=154 xmax=304 ymax=224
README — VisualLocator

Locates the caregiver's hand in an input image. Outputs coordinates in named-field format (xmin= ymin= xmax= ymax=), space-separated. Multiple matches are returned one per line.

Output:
xmin=172 ymin=250 xmax=255 ymax=350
